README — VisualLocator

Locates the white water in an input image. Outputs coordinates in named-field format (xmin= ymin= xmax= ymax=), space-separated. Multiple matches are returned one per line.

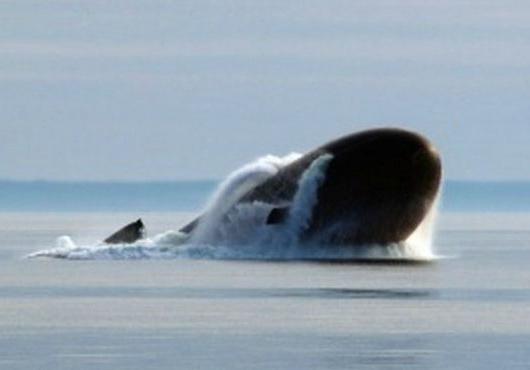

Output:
xmin=189 ymin=152 xmax=301 ymax=244
xmin=29 ymin=153 xmax=438 ymax=261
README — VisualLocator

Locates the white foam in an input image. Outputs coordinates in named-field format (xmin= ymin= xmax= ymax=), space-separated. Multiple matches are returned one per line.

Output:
xmin=402 ymin=196 xmax=440 ymax=259
xmin=190 ymin=153 xmax=301 ymax=244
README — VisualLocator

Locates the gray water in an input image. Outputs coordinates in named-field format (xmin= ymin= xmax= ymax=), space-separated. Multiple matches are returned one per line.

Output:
xmin=1 ymin=212 xmax=529 ymax=369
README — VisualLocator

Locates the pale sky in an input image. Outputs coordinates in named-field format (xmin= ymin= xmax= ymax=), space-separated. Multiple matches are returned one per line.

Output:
xmin=1 ymin=0 xmax=529 ymax=181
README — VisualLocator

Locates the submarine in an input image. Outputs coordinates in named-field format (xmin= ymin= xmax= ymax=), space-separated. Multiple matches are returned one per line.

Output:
xmin=104 ymin=128 xmax=442 ymax=247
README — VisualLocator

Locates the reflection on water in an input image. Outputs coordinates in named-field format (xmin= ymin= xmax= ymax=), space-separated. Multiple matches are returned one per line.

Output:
xmin=0 ymin=286 xmax=432 ymax=299
xmin=268 ymin=288 xmax=433 ymax=299
xmin=4 ymin=285 xmax=530 ymax=302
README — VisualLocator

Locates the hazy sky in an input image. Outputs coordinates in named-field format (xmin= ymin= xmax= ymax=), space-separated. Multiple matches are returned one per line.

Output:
xmin=1 ymin=0 xmax=529 ymax=181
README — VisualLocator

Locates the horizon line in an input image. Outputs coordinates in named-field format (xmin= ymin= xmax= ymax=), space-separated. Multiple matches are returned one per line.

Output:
xmin=1 ymin=178 xmax=530 ymax=184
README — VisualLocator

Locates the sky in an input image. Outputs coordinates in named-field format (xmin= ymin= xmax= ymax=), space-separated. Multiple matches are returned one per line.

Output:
xmin=1 ymin=0 xmax=529 ymax=181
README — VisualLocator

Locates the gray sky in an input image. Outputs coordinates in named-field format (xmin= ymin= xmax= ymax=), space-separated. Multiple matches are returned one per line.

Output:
xmin=1 ymin=0 xmax=529 ymax=181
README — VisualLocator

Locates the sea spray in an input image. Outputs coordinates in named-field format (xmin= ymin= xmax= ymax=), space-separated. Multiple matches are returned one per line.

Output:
xmin=188 ymin=153 xmax=333 ymax=248
xmin=271 ymin=154 xmax=333 ymax=248
xmin=190 ymin=153 xmax=301 ymax=244
xmin=402 ymin=195 xmax=440 ymax=259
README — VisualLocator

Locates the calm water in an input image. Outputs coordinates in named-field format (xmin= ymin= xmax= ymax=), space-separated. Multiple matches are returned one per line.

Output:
xmin=1 ymin=210 xmax=530 ymax=369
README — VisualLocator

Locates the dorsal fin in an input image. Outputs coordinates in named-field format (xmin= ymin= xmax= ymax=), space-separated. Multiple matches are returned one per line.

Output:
xmin=104 ymin=218 xmax=145 ymax=244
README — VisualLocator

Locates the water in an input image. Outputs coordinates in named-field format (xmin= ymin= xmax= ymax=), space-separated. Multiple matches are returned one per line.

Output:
xmin=1 ymin=179 xmax=530 ymax=369
xmin=2 ymin=180 xmax=530 ymax=213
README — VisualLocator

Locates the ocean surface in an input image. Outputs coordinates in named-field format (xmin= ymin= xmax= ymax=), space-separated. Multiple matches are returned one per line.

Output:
xmin=1 ymin=180 xmax=530 ymax=212
xmin=0 ymin=181 xmax=530 ymax=369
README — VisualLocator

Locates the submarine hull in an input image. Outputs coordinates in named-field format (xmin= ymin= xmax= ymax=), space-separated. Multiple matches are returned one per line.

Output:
xmin=241 ymin=128 xmax=442 ymax=245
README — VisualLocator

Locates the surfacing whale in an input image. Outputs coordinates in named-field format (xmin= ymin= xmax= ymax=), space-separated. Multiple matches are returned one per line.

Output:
xmin=104 ymin=128 xmax=442 ymax=247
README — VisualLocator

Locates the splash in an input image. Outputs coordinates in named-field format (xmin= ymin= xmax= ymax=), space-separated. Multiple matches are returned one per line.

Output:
xmin=267 ymin=154 xmax=333 ymax=247
xmin=189 ymin=152 xmax=301 ymax=244
xmin=401 ymin=196 xmax=440 ymax=259
xmin=28 ymin=153 xmax=439 ymax=261
xmin=184 ymin=153 xmax=334 ymax=248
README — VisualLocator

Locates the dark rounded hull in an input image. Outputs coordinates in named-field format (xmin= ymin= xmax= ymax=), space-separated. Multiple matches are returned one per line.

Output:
xmin=242 ymin=128 xmax=442 ymax=245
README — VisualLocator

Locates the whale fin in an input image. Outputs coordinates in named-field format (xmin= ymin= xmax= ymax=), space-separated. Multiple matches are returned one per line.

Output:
xmin=266 ymin=207 xmax=290 ymax=225
xmin=104 ymin=218 xmax=145 ymax=244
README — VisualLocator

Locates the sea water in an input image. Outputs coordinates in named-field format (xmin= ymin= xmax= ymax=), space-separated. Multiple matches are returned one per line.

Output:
xmin=0 ymin=181 xmax=530 ymax=369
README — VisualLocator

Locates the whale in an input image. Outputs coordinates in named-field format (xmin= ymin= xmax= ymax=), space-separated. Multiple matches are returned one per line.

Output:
xmin=104 ymin=128 xmax=442 ymax=247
